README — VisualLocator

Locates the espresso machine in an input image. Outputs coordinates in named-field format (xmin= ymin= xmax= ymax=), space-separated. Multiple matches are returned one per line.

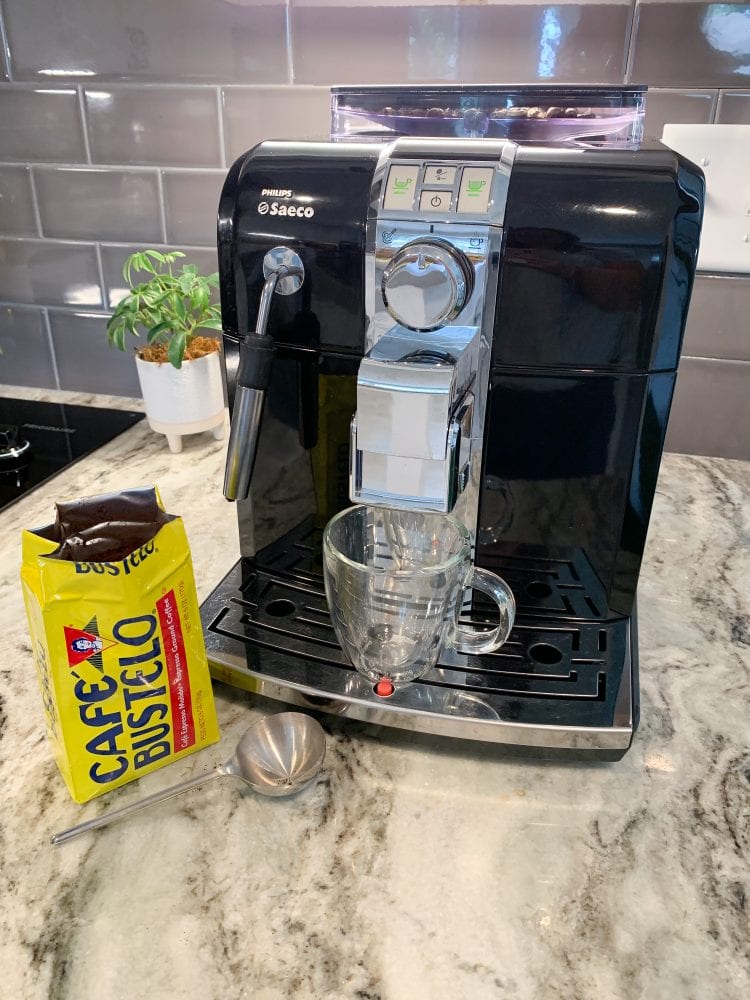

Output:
xmin=200 ymin=134 xmax=703 ymax=759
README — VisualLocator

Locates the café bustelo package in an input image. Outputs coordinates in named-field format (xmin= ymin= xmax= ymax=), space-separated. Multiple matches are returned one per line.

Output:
xmin=20 ymin=486 xmax=220 ymax=803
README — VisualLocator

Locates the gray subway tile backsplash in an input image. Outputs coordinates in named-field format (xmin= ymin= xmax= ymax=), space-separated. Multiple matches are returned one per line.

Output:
xmin=85 ymin=87 xmax=223 ymax=167
xmin=34 ymin=167 xmax=162 ymax=243
xmin=48 ymin=310 xmax=141 ymax=396
xmin=162 ymin=171 xmax=224 ymax=247
xmin=642 ymin=89 xmax=717 ymax=141
xmin=683 ymin=275 xmax=750 ymax=363
xmin=222 ymin=87 xmax=331 ymax=163
xmin=100 ymin=244 xmax=219 ymax=310
xmin=3 ymin=0 xmax=288 ymax=84
xmin=0 ymin=305 xmax=57 ymax=388
xmin=716 ymin=90 xmax=750 ymax=124
xmin=0 ymin=166 xmax=38 ymax=236
xmin=630 ymin=3 xmax=750 ymax=88
xmin=0 ymin=239 xmax=102 ymax=307
xmin=458 ymin=4 xmax=632 ymax=85
xmin=0 ymin=87 xmax=87 ymax=162
xmin=0 ymin=0 xmax=746 ymax=447
xmin=291 ymin=3 xmax=631 ymax=85
xmin=666 ymin=357 xmax=750 ymax=461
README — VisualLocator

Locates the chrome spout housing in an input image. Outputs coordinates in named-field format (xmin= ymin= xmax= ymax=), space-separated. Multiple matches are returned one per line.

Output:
xmin=351 ymin=138 xmax=516 ymax=531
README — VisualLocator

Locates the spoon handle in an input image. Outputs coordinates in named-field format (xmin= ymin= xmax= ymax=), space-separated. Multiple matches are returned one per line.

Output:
xmin=50 ymin=767 xmax=223 ymax=846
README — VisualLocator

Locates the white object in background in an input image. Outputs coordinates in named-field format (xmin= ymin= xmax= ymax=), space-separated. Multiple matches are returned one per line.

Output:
xmin=662 ymin=124 xmax=750 ymax=275
xmin=135 ymin=352 xmax=226 ymax=454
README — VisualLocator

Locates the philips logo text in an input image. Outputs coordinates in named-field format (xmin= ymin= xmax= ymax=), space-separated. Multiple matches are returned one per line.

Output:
xmin=261 ymin=188 xmax=292 ymax=197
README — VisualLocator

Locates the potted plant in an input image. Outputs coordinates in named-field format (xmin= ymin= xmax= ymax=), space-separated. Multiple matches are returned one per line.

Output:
xmin=106 ymin=249 xmax=226 ymax=453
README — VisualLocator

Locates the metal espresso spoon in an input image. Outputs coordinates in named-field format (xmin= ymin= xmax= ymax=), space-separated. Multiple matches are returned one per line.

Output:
xmin=51 ymin=712 xmax=326 ymax=846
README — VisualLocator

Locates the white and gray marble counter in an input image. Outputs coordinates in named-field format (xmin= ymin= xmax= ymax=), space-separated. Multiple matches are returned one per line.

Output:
xmin=0 ymin=386 xmax=748 ymax=1000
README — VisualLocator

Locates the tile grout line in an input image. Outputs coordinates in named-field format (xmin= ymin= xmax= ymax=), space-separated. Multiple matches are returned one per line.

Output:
xmin=216 ymin=87 xmax=228 ymax=170
xmin=623 ymin=0 xmax=639 ymax=85
xmin=0 ymin=160 xmax=227 ymax=175
xmin=679 ymin=355 xmax=750 ymax=367
xmin=26 ymin=163 xmax=45 ymax=238
xmin=0 ymin=1 xmax=12 ymax=82
xmin=0 ymin=300 xmax=118 ymax=318
xmin=42 ymin=307 xmax=62 ymax=390
xmin=156 ymin=170 xmax=169 ymax=245
xmin=76 ymin=86 xmax=93 ymax=164
xmin=712 ymin=91 xmax=722 ymax=124
xmin=0 ymin=234 xmax=215 ymax=250
xmin=285 ymin=0 xmax=294 ymax=84
xmin=0 ymin=299 xmax=110 ymax=312
xmin=0 ymin=80 xmax=301 ymax=92
xmin=94 ymin=242 xmax=108 ymax=311
xmin=0 ymin=81 xmax=304 ymax=91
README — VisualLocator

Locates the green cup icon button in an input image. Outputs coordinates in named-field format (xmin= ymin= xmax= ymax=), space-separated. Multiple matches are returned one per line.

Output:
xmin=457 ymin=167 xmax=494 ymax=214
xmin=383 ymin=165 xmax=420 ymax=210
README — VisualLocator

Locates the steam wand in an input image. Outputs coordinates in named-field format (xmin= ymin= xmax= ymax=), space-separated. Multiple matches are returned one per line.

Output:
xmin=223 ymin=249 xmax=304 ymax=501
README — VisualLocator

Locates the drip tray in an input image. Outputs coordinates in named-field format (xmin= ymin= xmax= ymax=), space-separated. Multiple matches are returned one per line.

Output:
xmin=201 ymin=557 xmax=637 ymax=757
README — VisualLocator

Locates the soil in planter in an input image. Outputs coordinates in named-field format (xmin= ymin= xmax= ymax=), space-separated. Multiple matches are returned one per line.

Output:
xmin=137 ymin=335 xmax=220 ymax=364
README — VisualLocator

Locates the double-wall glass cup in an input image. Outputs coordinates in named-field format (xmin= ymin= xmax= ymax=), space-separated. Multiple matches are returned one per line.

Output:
xmin=323 ymin=505 xmax=516 ymax=687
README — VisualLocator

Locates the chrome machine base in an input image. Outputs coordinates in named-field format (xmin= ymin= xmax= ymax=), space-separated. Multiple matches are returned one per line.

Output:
xmin=200 ymin=524 xmax=639 ymax=760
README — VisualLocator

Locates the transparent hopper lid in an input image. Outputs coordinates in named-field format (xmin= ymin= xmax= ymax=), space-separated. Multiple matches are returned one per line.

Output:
xmin=331 ymin=86 xmax=646 ymax=147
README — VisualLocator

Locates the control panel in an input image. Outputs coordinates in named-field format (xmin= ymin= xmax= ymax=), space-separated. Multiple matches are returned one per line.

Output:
xmin=368 ymin=147 xmax=514 ymax=349
xmin=381 ymin=161 xmax=500 ymax=218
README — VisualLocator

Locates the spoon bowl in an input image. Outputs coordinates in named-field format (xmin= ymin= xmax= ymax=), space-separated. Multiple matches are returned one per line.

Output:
xmin=224 ymin=711 xmax=327 ymax=795
xmin=51 ymin=712 xmax=327 ymax=846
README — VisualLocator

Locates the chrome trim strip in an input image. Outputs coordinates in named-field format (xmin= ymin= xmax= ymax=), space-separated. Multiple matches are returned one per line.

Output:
xmin=209 ymin=651 xmax=633 ymax=751
xmin=204 ymin=621 xmax=635 ymax=752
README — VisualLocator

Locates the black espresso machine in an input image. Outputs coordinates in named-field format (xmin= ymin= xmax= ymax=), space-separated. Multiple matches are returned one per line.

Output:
xmin=200 ymin=136 xmax=703 ymax=758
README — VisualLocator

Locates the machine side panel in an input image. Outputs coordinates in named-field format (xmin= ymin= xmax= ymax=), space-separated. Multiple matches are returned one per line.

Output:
xmin=492 ymin=148 xmax=703 ymax=373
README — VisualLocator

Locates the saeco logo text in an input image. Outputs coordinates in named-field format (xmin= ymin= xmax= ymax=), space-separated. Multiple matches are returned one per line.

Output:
xmin=257 ymin=189 xmax=314 ymax=219
xmin=257 ymin=201 xmax=315 ymax=219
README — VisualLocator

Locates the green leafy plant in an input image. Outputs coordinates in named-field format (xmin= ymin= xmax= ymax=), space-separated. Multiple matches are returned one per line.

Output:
xmin=106 ymin=249 xmax=222 ymax=369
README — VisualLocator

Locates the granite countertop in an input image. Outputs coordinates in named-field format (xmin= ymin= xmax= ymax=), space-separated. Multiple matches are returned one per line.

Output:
xmin=0 ymin=387 xmax=748 ymax=1000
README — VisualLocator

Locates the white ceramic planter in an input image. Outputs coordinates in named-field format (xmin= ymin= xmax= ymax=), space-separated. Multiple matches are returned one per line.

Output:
xmin=135 ymin=351 xmax=226 ymax=454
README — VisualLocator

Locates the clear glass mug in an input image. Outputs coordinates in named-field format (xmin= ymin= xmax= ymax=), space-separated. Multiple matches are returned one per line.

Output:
xmin=322 ymin=505 xmax=516 ymax=687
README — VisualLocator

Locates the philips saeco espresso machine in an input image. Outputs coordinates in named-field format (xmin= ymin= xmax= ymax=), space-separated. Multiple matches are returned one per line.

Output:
xmin=201 ymin=136 xmax=703 ymax=758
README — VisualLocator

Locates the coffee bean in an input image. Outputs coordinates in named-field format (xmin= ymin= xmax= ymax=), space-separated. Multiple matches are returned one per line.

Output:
xmin=462 ymin=107 xmax=489 ymax=131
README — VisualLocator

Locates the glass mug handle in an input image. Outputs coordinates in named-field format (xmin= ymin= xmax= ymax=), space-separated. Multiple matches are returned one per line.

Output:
xmin=448 ymin=566 xmax=516 ymax=655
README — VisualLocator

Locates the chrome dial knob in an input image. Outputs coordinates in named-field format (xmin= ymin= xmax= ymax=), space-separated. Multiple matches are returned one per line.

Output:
xmin=381 ymin=240 xmax=473 ymax=332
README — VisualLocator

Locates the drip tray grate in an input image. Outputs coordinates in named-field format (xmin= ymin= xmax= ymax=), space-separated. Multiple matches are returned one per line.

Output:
xmin=201 ymin=555 xmax=635 ymax=749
